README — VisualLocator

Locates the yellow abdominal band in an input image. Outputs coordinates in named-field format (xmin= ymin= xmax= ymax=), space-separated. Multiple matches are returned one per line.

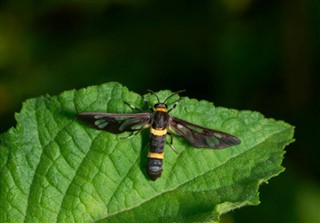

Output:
xmin=150 ymin=128 xmax=167 ymax=136
xmin=148 ymin=152 xmax=164 ymax=159
xmin=155 ymin=107 xmax=167 ymax=112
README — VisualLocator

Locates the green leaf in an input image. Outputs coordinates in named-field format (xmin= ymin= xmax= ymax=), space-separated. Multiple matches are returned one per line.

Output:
xmin=0 ymin=82 xmax=294 ymax=222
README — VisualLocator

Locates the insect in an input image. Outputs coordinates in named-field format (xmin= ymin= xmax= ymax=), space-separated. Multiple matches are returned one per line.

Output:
xmin=77 ymin=90 xmax=240 ymax=181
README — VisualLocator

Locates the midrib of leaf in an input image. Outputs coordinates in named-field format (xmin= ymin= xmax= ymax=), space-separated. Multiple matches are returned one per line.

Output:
xmin=23 ymin=99 xmax=46 ymax=223
xmin=95 ymin=124 xmax=291 ymax=221
xmin=22 ymin=98 xmax=67 ymax=222
xmin=54 ymin=127 xmax=98 ymax=222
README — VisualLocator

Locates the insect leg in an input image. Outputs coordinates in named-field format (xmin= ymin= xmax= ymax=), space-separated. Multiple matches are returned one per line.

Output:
xmin=124 ymin=101 xmax=145 ymax=112
xmin=120 ymin=124 xmax=150 ymax=140
xmin=142 ymin=95 xmax=154 ymax=112
xmin=168 ymin=97 xmax=184 ymax=113
xmin=167 ymin=132 xmax=178 ymax=154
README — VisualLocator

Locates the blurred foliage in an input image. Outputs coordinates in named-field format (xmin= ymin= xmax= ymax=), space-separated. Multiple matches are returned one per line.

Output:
xmin=0 ymin=0 xmax=319 ymax=222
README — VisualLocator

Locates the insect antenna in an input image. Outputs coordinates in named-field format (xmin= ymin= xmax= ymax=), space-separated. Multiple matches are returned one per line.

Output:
xmin=147 ymin=90 xmax=160 ymax=103
xmin=164 ymin=90 xmax=186 ymax=103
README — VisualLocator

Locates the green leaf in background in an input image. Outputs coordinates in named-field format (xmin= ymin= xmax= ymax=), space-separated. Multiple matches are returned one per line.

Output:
xmin=0 ymin=82 xmax=294 ymax=222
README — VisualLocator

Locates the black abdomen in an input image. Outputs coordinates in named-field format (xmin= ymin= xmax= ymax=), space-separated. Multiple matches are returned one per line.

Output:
xmin=147 ymin=133 xmax=166 ymax=181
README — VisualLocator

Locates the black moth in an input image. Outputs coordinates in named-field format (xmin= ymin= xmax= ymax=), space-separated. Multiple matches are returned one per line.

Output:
xmin=77 ymin=90 xmax=240 ymax=181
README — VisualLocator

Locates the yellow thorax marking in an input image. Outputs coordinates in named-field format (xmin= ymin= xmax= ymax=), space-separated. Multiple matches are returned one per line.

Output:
xmin=155 ymin=107 xmax=167 ymax=112
xmin=150 ymin=128 xmax=167 ymax=136
xmin=148 ymin=152 xmax=164 ymax=159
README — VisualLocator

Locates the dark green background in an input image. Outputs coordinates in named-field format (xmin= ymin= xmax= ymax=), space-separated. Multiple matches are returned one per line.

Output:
xmin=1 ymin=1 xmax=319 ymax=222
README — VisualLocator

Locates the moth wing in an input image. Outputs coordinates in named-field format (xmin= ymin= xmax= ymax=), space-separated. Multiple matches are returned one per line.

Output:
xmin=169 ymin=116 xmax=240 ymax=149
xmin=77 ymin=112 xmax=151 ymax=133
